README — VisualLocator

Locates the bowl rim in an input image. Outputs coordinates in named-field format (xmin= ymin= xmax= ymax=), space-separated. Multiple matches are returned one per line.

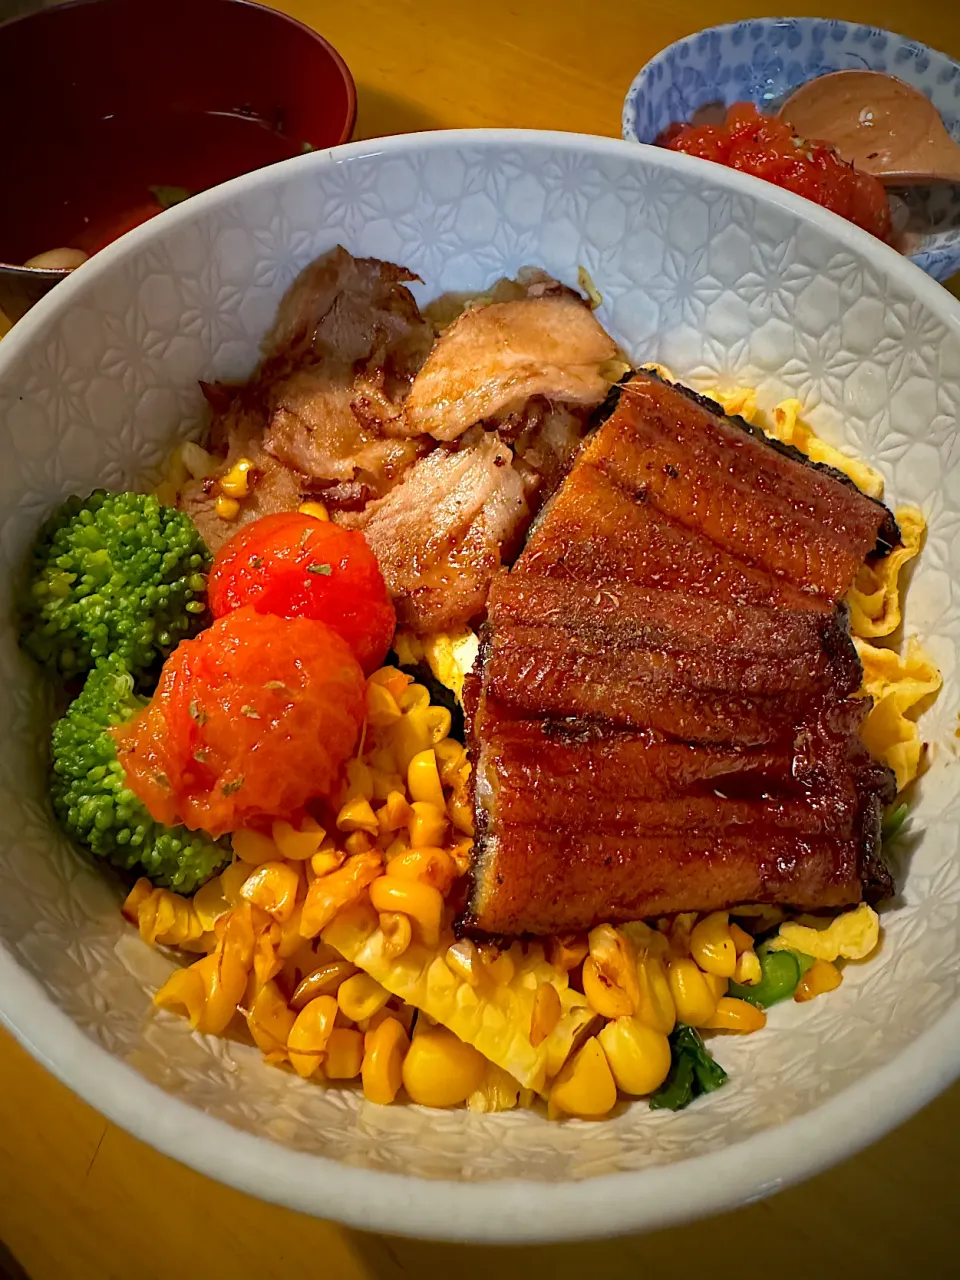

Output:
xmin=1 ymin=128 xmax=959 ymax=1243
xmin=621 ymin=15 xmax=960 ymax=145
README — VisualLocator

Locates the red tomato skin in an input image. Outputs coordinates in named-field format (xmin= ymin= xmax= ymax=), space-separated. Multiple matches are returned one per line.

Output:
xmin=207 ymin=512 xmax=396 ymax=674
xmin=115 ymin=608 xmax=365 ymax=837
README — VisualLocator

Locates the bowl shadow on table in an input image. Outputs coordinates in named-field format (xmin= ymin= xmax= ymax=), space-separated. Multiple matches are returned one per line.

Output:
xmin=353 ymin=85 xmax=441 ymax=140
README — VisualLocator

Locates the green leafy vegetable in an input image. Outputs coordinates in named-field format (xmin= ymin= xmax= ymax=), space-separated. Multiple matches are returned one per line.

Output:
xmin=882 ymin=802 xmax=910 ymax=844
xmin=300 ymin=141 xmax=315 ymax=153
xmin=649 ymin=1026 xmax=727 ymax=1112
xmin=149 ymin=184 xmax=192 ymax=210
xmin=306 ymin=562 xmax=333 ymax=575
xmin=728 ymin=941 xmax=814 ymax=1008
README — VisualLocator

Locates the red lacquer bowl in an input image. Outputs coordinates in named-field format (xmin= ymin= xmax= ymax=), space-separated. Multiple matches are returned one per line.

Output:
xmin=0 ymin=0 xmax=356 ymax=320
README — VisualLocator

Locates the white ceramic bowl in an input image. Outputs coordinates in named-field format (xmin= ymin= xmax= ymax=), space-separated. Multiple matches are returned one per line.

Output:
xmin=0 ymin=131 xmax=958 ymax=1244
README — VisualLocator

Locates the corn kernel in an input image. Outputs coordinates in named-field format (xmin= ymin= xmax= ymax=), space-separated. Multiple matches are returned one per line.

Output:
xmin=729 ymin=922 xmax=755 ymax=954
xmin=548 ymin=1037 xmax=617 ymax=1120
xmin=338 ymin=972 xmax=391 ymax=1022
xmin=530 ymin=982 xmax=562 ymax=1047
xmin=192 ymin=876 xmax=231 ymax=931
xmin=220 ymin=859 xmax=252 ymax=905
xmin=481 ymin=945 xmax=516 ymax=986
xmin=310 ymin=848 xmax=344 ymax=879
xmin=336 ymin=796 xmax=379 ymax=836
xmin=734 ymin=949 xmax=762 ymax=986
xmin=298 ymin=500 xmax=329 ymax=521
xmin=388 ymin=846 xmax=456 ymax=895
xmin=368 ymin=666 xmax=412 ymax=701
xmin=247 ymin=980 xmax=296 ymax=1056
xmin=292 ymin=959 xmax=357 ymax=1008
xmin=667 ymin=957 xmax=718 ymax=1027
xmin=407 ymin=749 xmax=446 ymax=809
xmin=215 ymin=494 xmax=241 ymax=520
xmin=636 ymin=954 xmax=676 ymax=1035
xmin=702 ymin=971 xmax=728 ymax=1001
xmin=287 ymin=994 xmax=339 ymax=1078
xmin=690 ymin=911 xmax=737 ymax=978
xmin=795 ymin=958 xmax=843 ymax=1003
xmin=369 ymin=876 xmax=443 ymax=947
xmin=547 ymin=934 xmax=589 ymax=973
xmin=344 ymin=832 xmax=374 ymax=856
xmin=219 ymin=456 xmax=255 ymax=498
xmin=324 ymin=1027 xmax=364 ymax=1079
xmin=122 ymin=877 xmax=154 ymax=923
xmin=447 ymin=791 xmax=474 ymax=837
xmin=366 ymin=681 xmax=401 ymax=728
xmin=667 ymin=912 xmax=697 ymax=957
xmin=383 ymin=835 xmax=410 ymax=861
xmin=341 ymin=758 xmax=375 ymax=804
xmin=361 ymin=1016 xmax=409 ymax=1104
xmin=401 ymin=1025 xmax=486 ymax=1108
xmin=582 ymin=925 xmax=640 ymax=1019
xmin=408 ymin=800 xmax=448 ymax=847
xmin=371 ymin=769 xmax=405 ymax=802
xmin=154 ymin=964 xmax=206 ymax=1029
xmin=705 ymin=996 xmax=767 ymax=1032
xmin=272 ymin=819 xmax=325 ymax=861
xmin=231 ymin=828 xmax=276 ymax=865
xmin=379 ymin=912 xmax=413 ymax=960
xmin=445 ymin=938 xmax=485 ymax=987
xmin=598 ymin=1017 xmax=672 ymax=1095
xmin=398 ymin=682 xmax=430 ymax=714
xmin=433 ymin=735 xmax=464 ymax=776
xmin=379 ymin=790 xmax=413 ymax=835
xmin=300 ymin=851 xmax=382 ymax=938
xmin=194 ymin=948 xmax=247 ymax=1034
xmin=217 ymin=902 xmax=257 ymax=970
xmin=239 ymin=861 xmax=300 ymax=924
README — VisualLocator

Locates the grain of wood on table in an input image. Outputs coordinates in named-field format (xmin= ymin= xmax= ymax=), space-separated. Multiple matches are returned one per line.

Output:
xmin=3 ymin=1 xmax=960 ymax=1276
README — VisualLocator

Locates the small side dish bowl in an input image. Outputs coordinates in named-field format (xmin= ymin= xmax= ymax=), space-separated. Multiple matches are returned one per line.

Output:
xmin=622 ymin=18 xmax=960 ymax=281
xmin=0 ymin=0 xmax=356 ymax=322
xmin=0 ymin=130 xmax=958 ymax=1243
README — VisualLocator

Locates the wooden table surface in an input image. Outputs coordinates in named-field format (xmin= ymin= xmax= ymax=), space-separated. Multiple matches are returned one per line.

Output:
xmin=3 ymin=2 xmax=960 ymax=1276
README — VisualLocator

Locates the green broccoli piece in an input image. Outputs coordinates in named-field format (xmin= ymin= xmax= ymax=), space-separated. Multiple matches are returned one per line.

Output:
xmin=50 ymin=653 xmax=229 ymax=893
xmin=20 ymin=489 xmax=210 ymax=679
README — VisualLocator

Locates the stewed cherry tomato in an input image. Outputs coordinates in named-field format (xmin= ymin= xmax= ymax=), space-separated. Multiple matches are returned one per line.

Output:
xmin=115 ymin=607 xmax=365 ymax=837
xmin=207 ymin=512 xmax=396 ymax=674
xmin=659 ymin=102 xmax=892 ymax=243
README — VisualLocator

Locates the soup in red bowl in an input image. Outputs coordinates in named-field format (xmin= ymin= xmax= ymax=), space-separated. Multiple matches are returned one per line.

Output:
xmin=0 ymin=0 xmax=356 ymax=320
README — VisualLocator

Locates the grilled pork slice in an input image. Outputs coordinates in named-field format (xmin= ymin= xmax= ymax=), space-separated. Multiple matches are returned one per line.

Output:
xmin=403 ymin=294 xmax=621 ymax=441
xmin=524 ymin=372 xmax=900 ymax=602
xmin=464 ymin=707 xmax=895 ymax=936
xmin=177 ymin=248 xmax=438 ymax=548
xmin=346 ymin=430 xmax=531 ymax=632
xmin=260 ymin=247 xmax=436 ymax=491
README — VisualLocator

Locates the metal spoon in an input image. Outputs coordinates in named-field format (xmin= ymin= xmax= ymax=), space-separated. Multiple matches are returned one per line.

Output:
xmin=779 ymin=70 xmax=960 ymax=185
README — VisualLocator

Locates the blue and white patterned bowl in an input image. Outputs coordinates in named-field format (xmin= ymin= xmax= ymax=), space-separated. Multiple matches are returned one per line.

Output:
xmin=622 ymin=18 xmax=960 ymax=282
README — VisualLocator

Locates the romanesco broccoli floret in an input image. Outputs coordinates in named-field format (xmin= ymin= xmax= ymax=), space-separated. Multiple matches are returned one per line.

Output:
xmin=50 ymin=654 xmax=229 ymax=893
xmin=20 ymin=489 xmax=210 ymax=678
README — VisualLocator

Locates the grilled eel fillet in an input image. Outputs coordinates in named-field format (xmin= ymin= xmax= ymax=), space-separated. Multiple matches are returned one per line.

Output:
xmin=463 ymin=371 xmax=900 ymax=937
